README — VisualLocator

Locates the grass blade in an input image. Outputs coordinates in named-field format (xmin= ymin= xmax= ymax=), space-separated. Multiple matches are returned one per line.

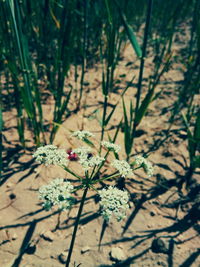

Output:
xmin=115 ymin=0 xmax=142 ymax=58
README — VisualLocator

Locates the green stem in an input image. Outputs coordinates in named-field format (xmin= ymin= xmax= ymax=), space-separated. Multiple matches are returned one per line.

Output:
xmin=92 ymin=171 xmax=119 ymax=184
xmin=62 ymin=166 xmax=82 ymax=180
xmin=100 ymin=95 xmax=108 ymax=146
xmin=132 ymin=0 xmax=153 ymax=141
xmin=65 ymin=186 xmax=88 ymax=267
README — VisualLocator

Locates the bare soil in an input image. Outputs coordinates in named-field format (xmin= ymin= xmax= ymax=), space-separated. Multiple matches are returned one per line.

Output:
xmin=1 ymin=38 xmax=200 ymax=267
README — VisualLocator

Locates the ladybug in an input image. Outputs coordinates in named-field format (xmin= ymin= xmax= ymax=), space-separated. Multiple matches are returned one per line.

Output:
xmin=67 ymin=149 xmax=78 ymax=161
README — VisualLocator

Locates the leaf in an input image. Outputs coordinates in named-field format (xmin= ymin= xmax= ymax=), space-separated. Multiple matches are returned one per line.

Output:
xmin=193 ymin=155 xmax=200 ymax=168
xmin=116 ymin=4 xmax=142 ymax=58
xmin=135 ymin=88 xmax=154 ymax=126
xmin=83 ymin=138 xmax=95 ymax=148
xmin=194 ymin=109 xmax=200 ymax=141
xmin=122 ymin=98 xmax=132 ymax=156
xmin=104 ymin=0 xmax=113 ymax=25
xmin=104 ymin=78 xmax=134 ymax=126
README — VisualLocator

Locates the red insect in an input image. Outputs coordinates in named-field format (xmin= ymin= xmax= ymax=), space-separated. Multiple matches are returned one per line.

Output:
xmin=67 ymin=149 xmax=78 ymax=161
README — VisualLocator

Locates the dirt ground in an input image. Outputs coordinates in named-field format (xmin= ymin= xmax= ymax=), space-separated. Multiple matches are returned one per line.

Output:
xmin=0 ymin=30 xmax=200 ymax=267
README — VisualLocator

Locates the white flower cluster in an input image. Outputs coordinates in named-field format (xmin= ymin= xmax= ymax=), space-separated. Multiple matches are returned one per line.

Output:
xmin=73 ymin=147 xmax=104 ymax=170
xmin=39 ymin=178 xmax=74 ymax=210
xmin=73 ymin=146 xmax=91 ymax=157
xmin=33 ymin=145 xmax=68 ymax=166
xmin=71 ymin=130 xmax=94 ymax=140
xmin=134 ymin=155 xmax=154 ymax=177
xmin=101 ymin=141 xmax=121 ymax=153
xmin=99 ymin=186 xmax=129 ymax=221
xmin=112 ymin=160 xmax=133 ymax=177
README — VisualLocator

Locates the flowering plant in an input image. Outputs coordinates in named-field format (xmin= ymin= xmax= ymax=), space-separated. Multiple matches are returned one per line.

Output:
xmin=33 ymin=130 xmax=154 ymax=266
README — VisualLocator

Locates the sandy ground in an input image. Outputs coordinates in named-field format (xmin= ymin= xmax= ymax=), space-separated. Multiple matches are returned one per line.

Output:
xmin=1 ymin=32 xmax=200 ymax=267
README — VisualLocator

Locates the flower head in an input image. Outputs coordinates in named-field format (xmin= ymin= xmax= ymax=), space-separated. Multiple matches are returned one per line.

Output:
xmin=39 ymin=178 xmax=74 ymax=210
xmin=33 ymin=145 xmax=68 ymax=166
xmin=134 ymin=155 xmax=154 ymax=177
xmin=134 ymin=155 xmax=145 ymax=166
xmin=101 ymin=141 xmax=121 ymax=153
xmin=112 ymin=159 xmax=133 ymax=177
xmin=143 ymin=161 xmax=154 ymax=177
xmin=99 ymin=186 xmax=129 ymax=221
xmin=72 ymin=146 xmax=92 ymax=158
xmin=71 ymin=130 xmax=94 ymax=140
xmin=73 ymin=147 xmax=104 ymax=170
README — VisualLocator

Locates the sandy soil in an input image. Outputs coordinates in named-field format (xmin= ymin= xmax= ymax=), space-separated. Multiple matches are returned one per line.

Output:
xmin=1 ymin=34 xmax=200 ymax=267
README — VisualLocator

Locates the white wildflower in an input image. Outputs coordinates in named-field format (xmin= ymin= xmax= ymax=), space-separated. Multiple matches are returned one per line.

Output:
xmin=72 ymin=146 xmax=91 ymax=158
xmin=112 ymin=159 xmax=133 ymax=177
xmin=143 ymin=161 xmax=154 ymax=177
xmin=73 ymin=147 xmax=104 ymax=170
xmin=71 ymin=130 xmax=94 ymax=140
xmin=33 ymin=145 xmax=68 ymax=166
xmin=39 ymin=178 xmax=74 ymax=210
xmin=82 ymin=155 xmax=104 ymax=170
xmin=134 ymin=155 xmax=145 ymax=166
xmin=134 ymin=155 xmax=154 ymax=177
xmin=99 ymin=186 xmax=129 ymax=221
xmin=101 ymin=141 xmax=121 ymax=153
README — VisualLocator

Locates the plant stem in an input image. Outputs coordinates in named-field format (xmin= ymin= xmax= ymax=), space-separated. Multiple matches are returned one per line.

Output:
xmin=100 ymin=94 xmax=108 ymax=153
xmin=132 ymin=0 xmax=153 ymax=136
xmin=62 ymin=166 xmax=83 ymax=180
xmin=65 ymin=186 xmax=88 ymax=267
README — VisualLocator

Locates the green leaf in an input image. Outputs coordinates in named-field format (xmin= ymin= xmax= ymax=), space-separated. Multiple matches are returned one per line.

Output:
xmin=122 ymin=98 xmax=132 ymax=156
xmin=135 ymin=88 xmax=154 ymax=126
xmin=83 ymin=138 xmax=95 ymax=148
xmin=117 ymin=7 xmax=142 ymax=58
xmin=104 ymin=0 xmax=113 ymax=25
xmin=194 ymin=109 xmax=200 ymax=141
xmin=193 ymin=155 xmax=200 ymax=168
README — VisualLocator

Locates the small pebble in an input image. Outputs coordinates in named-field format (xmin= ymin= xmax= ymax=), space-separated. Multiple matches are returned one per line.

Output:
xmin=11 ymin=233 xmax=18 ymax=240
xmin=6 ymin=182 xmax=14 ymax=188
xmin=81 ymin=246 xmax=91 ymax=254
xmin=41 ymin=231 xmax=55 ymax=242
xmin=110 ymin=247 xmax=126 ymax=262
xmin=58 ymin=252 xmax=68 ymax=264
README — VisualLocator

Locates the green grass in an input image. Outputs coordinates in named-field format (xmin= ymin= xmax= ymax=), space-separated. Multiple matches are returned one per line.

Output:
xmin=0 ymin=0 xmax=198 ymax=149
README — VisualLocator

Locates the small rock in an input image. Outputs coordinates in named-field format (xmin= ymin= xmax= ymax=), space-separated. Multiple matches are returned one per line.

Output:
xmin=81 ymin=246 xmax=91 ymax=254
xmin=151 ymin=238 xmax=169 ymax=254
xmin=41 ymin=231 xmax=55 ymax=242
xmin=6 ymin=182 xmax=14 ymax=188
xmin=58 ymin=252 xmax=68 ymax=264
xmin=11 ymin=233 xmax=18 ymax=240
xmin=110 ymin=247 xmax=126 ymax=262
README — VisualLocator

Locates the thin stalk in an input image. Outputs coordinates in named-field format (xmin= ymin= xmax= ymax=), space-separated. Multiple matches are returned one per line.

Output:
xmin=92 ymin=171 xmax=119 ymax=184
xmin=77 ymin=0 xmax=88 ymax=109
xmin=100 ymin=95 xmax=108 ymax=152
xmin=65 ymin=186 xmax=88 ymax=267
xmin=62 ymin=166 xmax=83 ymax=180
xmin=130 ymin=0 xmax=153 ymax=157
